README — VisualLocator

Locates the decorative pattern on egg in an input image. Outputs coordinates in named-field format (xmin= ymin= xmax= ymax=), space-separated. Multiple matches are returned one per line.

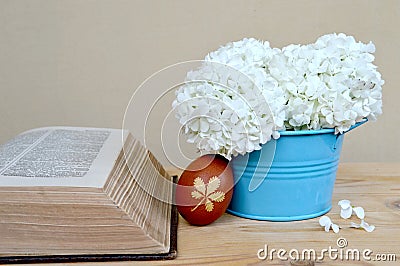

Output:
xmin=176 ymin=154 xmax=234 ymax=225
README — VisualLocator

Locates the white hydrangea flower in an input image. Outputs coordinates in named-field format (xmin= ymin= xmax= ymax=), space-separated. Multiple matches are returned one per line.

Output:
xmin=272 ymin=33 xmax=383 ymax=133
xmin=173 ymin=34 xmax=384 ymax=158
xmin=310 ymin=33 xmax=383 ymax=133
xmin=173 ymin=39 xmax=284 ymax=159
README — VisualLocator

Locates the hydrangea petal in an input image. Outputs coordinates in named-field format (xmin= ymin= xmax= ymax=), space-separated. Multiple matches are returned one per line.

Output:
xmin=331 ymin=223 xmax=340 ymax=234
xmin=319 ymin=216 xmax=339 ymax=233
xmin=351 ymin=220 xmax=375 ymax=233
xmin=340 ymin=207 xmax=353 ymax=219
xmin=353 ymin=206 xmax=365 ymax=219
xmin=361 ymin=220 xmax=375 ymax=232
xmin=319 ymin=215 xmax=331 ymax=227
xmin=338 ymin=200 xmax=351 ymax=209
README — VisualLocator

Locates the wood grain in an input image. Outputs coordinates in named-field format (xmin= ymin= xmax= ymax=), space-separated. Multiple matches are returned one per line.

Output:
xmin=111 ymin=162 xmax=398 ymax=266
xmin=2 ymin=163 xmax=399 ymax=265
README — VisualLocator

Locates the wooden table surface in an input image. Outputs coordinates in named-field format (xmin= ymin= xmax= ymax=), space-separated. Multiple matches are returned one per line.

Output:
xmin=32 ymin=163 xmax=400 ymax=265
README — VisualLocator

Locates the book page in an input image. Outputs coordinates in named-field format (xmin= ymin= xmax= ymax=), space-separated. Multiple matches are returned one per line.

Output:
xmin=0 ymin=126 xmax=126 ymax=188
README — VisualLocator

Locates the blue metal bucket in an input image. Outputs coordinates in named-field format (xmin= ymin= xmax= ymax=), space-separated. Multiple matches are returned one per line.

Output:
xmin=227 ymin=121 xmax=366 ymax=221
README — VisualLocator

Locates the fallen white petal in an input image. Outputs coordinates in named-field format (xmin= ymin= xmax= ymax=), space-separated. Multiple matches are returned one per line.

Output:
xmin=353 ymin=206 xmax=365 ymax=219
xmin=340 ymin=207 xmax=353 ymax=219
xmin=319 ymin=216 xmax=339 ymax=233
xmin=319 ymin=216 xmax=331 ymax=226
xmin=338 ymin=199 xmax=351 ymax=209
xmin=350 ymin=220 xmax=375 ymax=233
xmin=324 ymin=224 xmax=331 ymax=232
xmin=350 ymin=222 xmax=361 ymax=229
xmin=331 ymin=224 xmax=340 ymax=234
xmin=361 ymin=220 xmax=375 ymax=232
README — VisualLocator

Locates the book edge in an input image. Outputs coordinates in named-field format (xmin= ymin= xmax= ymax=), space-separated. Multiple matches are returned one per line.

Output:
xmin=0 ymin=175 xmax=178 ymax=263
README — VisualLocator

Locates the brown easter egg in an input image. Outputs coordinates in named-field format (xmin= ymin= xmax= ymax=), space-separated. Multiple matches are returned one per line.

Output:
xmin=176 ymin=154 xmax=234 ymax=226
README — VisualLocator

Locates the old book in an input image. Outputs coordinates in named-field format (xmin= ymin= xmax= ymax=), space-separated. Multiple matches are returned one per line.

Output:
xmin=0 ymin=126 xmax=177 ymax=263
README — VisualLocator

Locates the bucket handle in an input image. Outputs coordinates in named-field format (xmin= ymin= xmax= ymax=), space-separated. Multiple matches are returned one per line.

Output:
xmin=341 ymin=118 xmax=368 ymax=134
xmin=333 ymin=118 xmax=368 ymax=150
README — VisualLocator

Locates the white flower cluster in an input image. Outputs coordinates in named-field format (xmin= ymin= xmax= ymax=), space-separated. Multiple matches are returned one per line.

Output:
xmin=173 ymin=34 xmax=383 ymax=159
xmin=278 ymin=33 xmax=383 ymax=133
xmin=172 ymin=39 xmax=285 ymax=159
xmin=319 ymin=199 xmax=375 ymax=234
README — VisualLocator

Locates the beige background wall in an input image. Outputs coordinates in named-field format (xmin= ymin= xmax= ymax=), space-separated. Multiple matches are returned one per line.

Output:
xmin=0 ymin=0 xmax=399 ymax=166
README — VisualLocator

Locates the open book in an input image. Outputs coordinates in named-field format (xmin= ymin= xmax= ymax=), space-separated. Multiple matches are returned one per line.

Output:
xmin=0 ymin=127 xmax=177 ymax=263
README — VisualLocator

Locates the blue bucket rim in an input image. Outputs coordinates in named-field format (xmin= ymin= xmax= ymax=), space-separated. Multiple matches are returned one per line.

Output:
xmin=278 ymin=119 xmax=368 ymax=136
